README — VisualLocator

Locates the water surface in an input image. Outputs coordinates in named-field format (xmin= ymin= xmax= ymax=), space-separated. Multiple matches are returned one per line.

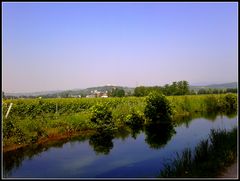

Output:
xmin=3 ymin=113 xmax=237 ymax=178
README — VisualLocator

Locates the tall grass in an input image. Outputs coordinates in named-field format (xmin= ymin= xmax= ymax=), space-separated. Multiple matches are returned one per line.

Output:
xmin=159 ymin=127 xmax=237 ymax=178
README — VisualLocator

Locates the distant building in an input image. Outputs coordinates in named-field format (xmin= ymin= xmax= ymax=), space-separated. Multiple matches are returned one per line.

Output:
xmin=101 ymin=93 xmax=108 ymax=98
xmin=101 ymin=95 xmax=108 ymax=98
xmin=70 ymin=95 xmax=81 ymax=98
xmin=87 ymin=90 xmax=108 ymax=98
xmin=86 ymin=94 xmax=95 ymax=98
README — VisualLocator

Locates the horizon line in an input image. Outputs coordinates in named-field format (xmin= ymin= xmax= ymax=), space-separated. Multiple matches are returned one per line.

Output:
xmin=3 ymin=81 xmax=237 ymax=94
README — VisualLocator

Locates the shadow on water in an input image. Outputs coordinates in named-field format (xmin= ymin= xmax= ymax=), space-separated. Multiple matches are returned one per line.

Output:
xmin=144 ymin=119 xmax=176 ymax=149
xmin=173 ymin=110 xmax=237 ymax=128
xmin=3 ymin=135 xmax=90 ymax=178
xmin=128 ymin=122 xmax=144 ymax=140
xmin=89 ymin=129 xmax=114 ymax=155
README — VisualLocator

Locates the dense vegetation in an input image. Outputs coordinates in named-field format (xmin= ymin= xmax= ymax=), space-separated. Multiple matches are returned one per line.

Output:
xmin=144 ymin=92 xmax=172 ymax=122
xmin=159 ymin=127 xmax=237 ymax=178
xmin=134 ymin=80 xmax=190 ymax=96
xmin=197 ymin=88 xmax=237 ymax=94
xmin=2 ymin=93 xmax=237 ymax=151
xmin=134 ymin=81 xmax=237 ymax=97
xmin=109 ymin=88 xmax=125 ymax=97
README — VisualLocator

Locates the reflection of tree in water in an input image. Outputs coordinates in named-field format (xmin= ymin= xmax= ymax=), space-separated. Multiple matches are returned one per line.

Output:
xmin=114 ymin=127 xmax=131 ymax=141
xmin=130 ymin=126 xmax=143 ymax=139
xmin=3 ymin=135 xmax=90 ymax=178
xmin=223 ymin=111 xmax=237 ymax=119
xmin=89 ymin=130 xmax=114 ymax=155
xmin=144 ymin=121 xmax=176 ymax=149
xmin=173 ymin=115 xmax=193 ymax=128
xmin=3 ymin=143 xmax=62 ymax=177
xmin=125 ymin=113 xmax=145 ymax=139
xmin=196 ymin=111 xmax=236 ymax=122
xmin=128 ymin=123 xmax=144 ymax=139
xmin=201 ymin=111 xmax=219 ymax=121
xmin=3 ymin=149 xmax=25 ymax=178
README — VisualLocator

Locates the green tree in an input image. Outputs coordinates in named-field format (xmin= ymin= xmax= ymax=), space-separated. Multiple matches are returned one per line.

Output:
xmin=198 ymin=89 xmax=207 ymax=94
xmin=163 ymin=84 xmax=171 ymax=95
xmin=134 ymin=86 xmax=148 ymax=97
xmin=175 ymin=80 xmax=190 ymax=95
xmin=111 ymin=88 xmax=125 ymax=97
xmin=182 ymin=80 xmax=190 ymax=95
xmin=144 ymin=91 xmax=172 ymax=123
xmin=170 ymin=81 xmax=179 ymax=95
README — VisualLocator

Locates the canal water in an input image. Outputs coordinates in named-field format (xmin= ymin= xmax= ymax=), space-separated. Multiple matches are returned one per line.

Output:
xmin=3 ymin=113 xmax=237 ymax=178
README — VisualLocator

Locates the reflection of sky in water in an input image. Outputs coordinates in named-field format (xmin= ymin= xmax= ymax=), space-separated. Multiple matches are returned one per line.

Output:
xmin=6 ymin=115 xmax=237 ymax=178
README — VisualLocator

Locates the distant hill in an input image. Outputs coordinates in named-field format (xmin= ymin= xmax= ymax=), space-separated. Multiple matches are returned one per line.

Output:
xmin=4 ymin=85 xmax=135 ymax=97
xmin=62 ymin=85 xmax=134 ymax=96
xmin=4 ymin=90 xmax=64 ymax=97
xmin=4 ymin=82 xmax=237 ymax=97
xmin=190 ymin=82 xmax=237 ymax=91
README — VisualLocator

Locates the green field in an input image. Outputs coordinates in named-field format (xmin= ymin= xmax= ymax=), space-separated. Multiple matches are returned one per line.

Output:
xmin=2 ymin=94 xmax=237 ymax=150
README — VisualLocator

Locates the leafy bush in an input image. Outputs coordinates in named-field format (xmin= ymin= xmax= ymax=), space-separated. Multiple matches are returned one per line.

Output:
xmin=224 ymin=93 xmax=237 ymax=112
xmin=3 ymin=119 xmax=15 ymax=138
xmin=90 ymin=103 xmax=113 ymax=129
xmin=204 ymin=95 xmax=219 ymax=112
xmin=144 ymin=91 xmax=172 ymax=122
xmin=125 ymin=109 xmax=145 ymax=127
xmin=204 ymin=94 xmax=237 ymax=113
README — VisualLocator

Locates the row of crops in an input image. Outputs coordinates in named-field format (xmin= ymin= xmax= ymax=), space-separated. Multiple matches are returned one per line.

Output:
xmin=2 ymin=97 xmax=145 ymax=118
xmin=2 ymin=94 xmax=237 ymax=119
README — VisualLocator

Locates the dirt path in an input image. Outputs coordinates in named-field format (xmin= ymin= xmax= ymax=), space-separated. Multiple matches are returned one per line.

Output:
xmin=218 ymin=161 xmax=238 ymax=178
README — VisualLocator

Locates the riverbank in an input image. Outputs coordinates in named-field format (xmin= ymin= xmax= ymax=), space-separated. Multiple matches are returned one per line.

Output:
xmin=3 ymin=130 xmax=95 ymax=153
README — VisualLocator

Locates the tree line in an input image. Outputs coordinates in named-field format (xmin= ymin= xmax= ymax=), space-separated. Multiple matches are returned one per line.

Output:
xmin=134 ymin=80 xmax=190 ymax=97
xmin=197 ymin=88 xmax=237 ymax=94
xmin=134 ymin=81 xmax=237 ymax=97
xmin=2 ymin=81 xmax=237 ymax=99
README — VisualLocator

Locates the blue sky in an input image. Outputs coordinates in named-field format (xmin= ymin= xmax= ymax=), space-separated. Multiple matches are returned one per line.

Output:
xmin=2 ymin=2 xmax=238 ymax=93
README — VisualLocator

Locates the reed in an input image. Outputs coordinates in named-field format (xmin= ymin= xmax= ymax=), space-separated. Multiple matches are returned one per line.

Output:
xmin=159 ymin=127 xmax=237 ymax=178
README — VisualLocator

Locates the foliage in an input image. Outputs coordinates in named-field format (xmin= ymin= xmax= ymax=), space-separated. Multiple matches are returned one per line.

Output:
xmin=145 ymin=122 xmax=176 ymax=149
xmin=89 ymin=103 xmax=114 ymax=131
xmin=224 ymin=93 xmax=237 ymax=112
xmin=144 ymin=92 xmax=172 ymax=122
xmin=110 ymin=88 xmax=125 ymax=97
xmin=89 ymin=131 xmax=114 ymax=155
xmin=134 ymin=86 xmax=162 ymax=97
xmin=125 ymin=109 xmax=145 ymax=131
xmin=197 ymin=88 xmax=237 ymax=95
xmin=159 ymin=127 xmax=237 ymax=178
xmin=204 ymin=94 xmax=237 ymax=113
xmin=134 ymin=80 xmax=190 ymax=97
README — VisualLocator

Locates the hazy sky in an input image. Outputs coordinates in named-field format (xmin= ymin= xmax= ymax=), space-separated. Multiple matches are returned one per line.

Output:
xmin=2 ymin=2 xmax=238 ymax=93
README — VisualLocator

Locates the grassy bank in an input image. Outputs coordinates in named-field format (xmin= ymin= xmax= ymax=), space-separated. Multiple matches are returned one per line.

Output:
xmin=159 ymin=127 xmax=237 ymax=178
xmin=2 ymin=94 xmax=237 ymax=151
